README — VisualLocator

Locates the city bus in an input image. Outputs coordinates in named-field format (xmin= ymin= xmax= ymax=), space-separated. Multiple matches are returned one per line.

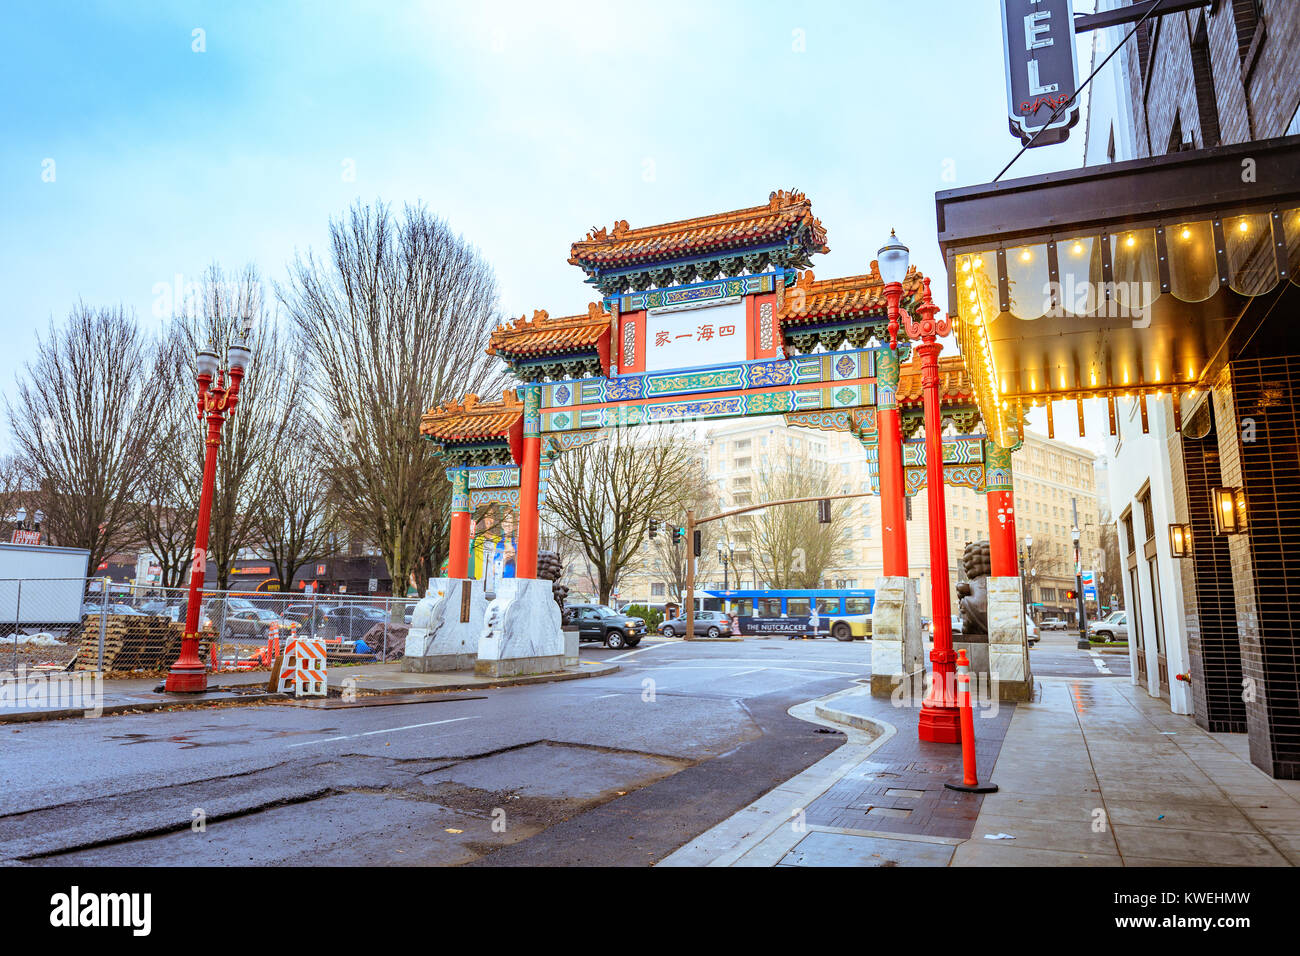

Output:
xmin=702 ymin=588 xmax=874 ymax=641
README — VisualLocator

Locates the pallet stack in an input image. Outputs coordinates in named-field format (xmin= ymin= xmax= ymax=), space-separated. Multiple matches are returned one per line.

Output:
xmin=73 ymin=615 xmax=214 ymax=672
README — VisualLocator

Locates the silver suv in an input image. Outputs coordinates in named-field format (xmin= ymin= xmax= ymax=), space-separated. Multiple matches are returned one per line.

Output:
xmin=1092 ymin=611 xmax=1129 ymax=642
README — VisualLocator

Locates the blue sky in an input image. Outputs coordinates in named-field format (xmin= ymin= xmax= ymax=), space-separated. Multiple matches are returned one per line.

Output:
xmin=0 ymin=0 xmax=1102 ymax=446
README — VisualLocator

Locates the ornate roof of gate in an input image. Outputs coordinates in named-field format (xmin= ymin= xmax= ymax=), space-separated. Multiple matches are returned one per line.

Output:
xmin=421 ymin=389 xmax=523 ymax=442
xmin=778 ymin=264 xmax=927 ymax=326
xmin=897 ymin=354 xmax=977 ymax=408
xmin=487 ymin=303 xmax=611 ymax=358
xmin=568 ymin=189 xmax=829 ymax=276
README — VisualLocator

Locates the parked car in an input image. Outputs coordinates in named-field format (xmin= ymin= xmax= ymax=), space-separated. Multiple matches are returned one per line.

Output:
xmin=951 ymin=614 xmax=963 ymax=636
xmin=220 ymin=606 xmax=299 ymax=640
xmin=1039 ymin=617 xmax=1067 ymax=630
xmin=1092 ymin=611 xmax=1129 ymax=643
xmin=403 ymin=603 xmax=418 ymax=626
xmin=1024 ymin=614 xmax=1039 ymax=645
xmin=658 ymin=609 xmax=731 ymax=639
xmin=283 ymin=603 xmax=332 ymax=631
xmin=564 ymin=603 xmax=645 ymax=648
xmin=320 ymin=605 xmax=391 ymax=640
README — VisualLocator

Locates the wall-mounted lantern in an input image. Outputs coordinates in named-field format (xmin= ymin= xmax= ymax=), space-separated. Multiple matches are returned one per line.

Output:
xmin=1211 ymin=487 xmax=1245 ymax=535
xmin=1168 ymin=523 xmax=1193 ymax=557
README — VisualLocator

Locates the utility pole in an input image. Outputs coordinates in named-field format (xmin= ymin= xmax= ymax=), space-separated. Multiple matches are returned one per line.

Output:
xmin=1073 ymin=498 xmax=1090 ymax=650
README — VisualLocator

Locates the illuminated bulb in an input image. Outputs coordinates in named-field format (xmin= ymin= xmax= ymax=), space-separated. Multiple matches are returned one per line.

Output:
xmin=1071 ymin=242 xmax=1083 ymax=256
xmin=965 ymin=276 xmax=974 ymax=288
xmin=1090 ymin=372 xmax=1097 ymax=386
xmin=974 ymin=257 xmax=984 ymax=269
xmin=1020 ymin=249 xmax=1032 ymax=262
xmin=968 ymin=291 xmax=978 ymax=303
xmin=1180 ymin=228 xmax=1191 ymax=240
xmin=1125 ymin=235 xmax=1136 ymax=247
xmin=1189 ymin=388 xmax=1197 ymax=396
xmin=961 ymin=259 xmax=972 ymax=273
xmin=1238 ymin=220 xmax=1249 ymax=233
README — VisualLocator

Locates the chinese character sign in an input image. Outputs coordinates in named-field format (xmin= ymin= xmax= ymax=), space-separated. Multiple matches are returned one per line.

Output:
xmin=643 ymin=299 xmax=746 ymax=373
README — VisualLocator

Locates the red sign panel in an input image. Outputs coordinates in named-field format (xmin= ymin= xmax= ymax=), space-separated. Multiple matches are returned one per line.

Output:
xmin=10 ymin=530 xmax=41 ymax=546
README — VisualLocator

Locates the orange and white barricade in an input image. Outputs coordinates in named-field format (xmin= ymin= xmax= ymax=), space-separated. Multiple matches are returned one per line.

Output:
xmin=276 ymin=636 xmax=328 ymax=697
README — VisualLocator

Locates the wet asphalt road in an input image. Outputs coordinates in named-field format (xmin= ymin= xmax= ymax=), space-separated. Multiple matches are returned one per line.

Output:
xmin=0 ymin=634 xmax=1125 ymax=866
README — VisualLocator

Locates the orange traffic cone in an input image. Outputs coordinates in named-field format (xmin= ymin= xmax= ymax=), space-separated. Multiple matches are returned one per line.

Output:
xmin=944 ymin=648 xmax=998 ymax=794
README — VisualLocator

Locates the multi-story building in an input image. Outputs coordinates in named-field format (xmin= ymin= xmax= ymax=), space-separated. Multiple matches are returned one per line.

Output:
xmin=1069 ymin=0 xmax=1300 ymax=776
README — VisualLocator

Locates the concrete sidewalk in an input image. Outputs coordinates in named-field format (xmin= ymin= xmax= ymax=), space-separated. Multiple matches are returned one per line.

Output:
xmin=954 ymin=677 xmax=1300 ymax=866
xmin=663 ymin=677 xmax=1300 ymax=867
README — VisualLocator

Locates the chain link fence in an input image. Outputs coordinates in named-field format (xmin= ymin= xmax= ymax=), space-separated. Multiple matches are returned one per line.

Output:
xmin=1 ymin=576 xmax=417 ymax=675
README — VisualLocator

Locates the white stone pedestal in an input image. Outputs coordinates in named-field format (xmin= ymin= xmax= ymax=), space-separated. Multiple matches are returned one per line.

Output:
xmin=987 ymin=577 xmax=1033 ymax=701
xmin=476 ymin=577 xmax=564 ymax=677
xmin=401 ymin=577 xmax=484 ymax=673
xmin=870 ymin=576 xmax=924 ymax=699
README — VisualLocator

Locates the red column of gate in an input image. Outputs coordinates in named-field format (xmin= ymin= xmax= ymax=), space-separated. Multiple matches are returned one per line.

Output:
xmin=447 ymin=469 xmax=471 ymax=579
xmin=987 ymin=488 xmax=1018 ymax=577
xmin=516 ymin=384 xmax=541 ymax=579
xmin=876 ymin=349 xmax=908 ymax=576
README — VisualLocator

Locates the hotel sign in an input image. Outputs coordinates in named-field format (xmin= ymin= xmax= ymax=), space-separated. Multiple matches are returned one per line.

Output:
xmin=1000 ymin=0 xmax=1080 ymax=147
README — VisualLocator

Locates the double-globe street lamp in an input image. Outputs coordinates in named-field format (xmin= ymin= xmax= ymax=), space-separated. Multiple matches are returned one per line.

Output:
xmin=878 ymin=231 xmax=960 ymax=743
xmin=165 ymin=334 xmax=252 ymax=693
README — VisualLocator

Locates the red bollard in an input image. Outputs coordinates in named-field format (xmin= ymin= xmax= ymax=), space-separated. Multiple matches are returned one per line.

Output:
xmin=944 ymin=648 xmax=998 ymax=794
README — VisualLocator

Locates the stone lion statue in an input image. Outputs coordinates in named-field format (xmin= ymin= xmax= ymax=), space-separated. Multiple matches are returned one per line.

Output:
xmin=955 ymin=540 xmax=992 ymax=637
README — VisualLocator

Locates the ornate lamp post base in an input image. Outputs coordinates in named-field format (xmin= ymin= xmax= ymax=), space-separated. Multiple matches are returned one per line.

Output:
xmin=918 ymin=697 xmax=962 ymax=742
xmin=165 ymin=652 xmax=209 ymax=693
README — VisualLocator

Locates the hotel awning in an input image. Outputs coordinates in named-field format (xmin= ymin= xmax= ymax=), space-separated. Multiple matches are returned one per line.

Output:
xmin=936 ymin=135 xmax=1300 ymax=447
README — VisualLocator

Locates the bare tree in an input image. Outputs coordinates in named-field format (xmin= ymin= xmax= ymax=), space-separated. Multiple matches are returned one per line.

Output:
xmin=7 ymin=304 xmax=170 ymax=572
xmin=167 ymin=264 xmax=302 ymax=589
xmin=280 ymin=201 xmax=505 ymax=598
xmin=255 ymin=417 xmax=340 ymax=590
xmin=130 ymin=334 xmax=200 ymax=588
xmin=543 ymin=425 xmax=702 ymax=605
xmin=749 ymin=453 xmax=850 ymax=589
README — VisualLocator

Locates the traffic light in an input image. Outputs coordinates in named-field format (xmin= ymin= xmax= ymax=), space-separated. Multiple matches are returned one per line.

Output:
xmin=693 ymin=529 xmax=701 ymax=557
xmin=1065 ymin=589 xmax=1077 ymax=600
xmin=648 ymin=518 xmax=659 ymax=539
xmin=673 ymin=526 xmax=685 ymax=545
xmin=817 ymin=499 xmax=831 ymax=524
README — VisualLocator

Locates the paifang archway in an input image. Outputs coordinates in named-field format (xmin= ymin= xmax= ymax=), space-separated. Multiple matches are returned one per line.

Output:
xmin=418 ymin=190 xmax=1026 ymax=677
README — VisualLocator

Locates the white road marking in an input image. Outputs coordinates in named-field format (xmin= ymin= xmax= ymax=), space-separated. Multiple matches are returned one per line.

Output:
xmin=606 ymin=642 xmax=673 ymax=663
xmin=728 ymin=668 xmax=766 ymax=677
xmin=594 ymin=693 xmax=621 ymax=699
xmin=1088 ymin=651 xmax=1112 ymax=674
xmin=287 ymin=716 xmax=479 ymax=748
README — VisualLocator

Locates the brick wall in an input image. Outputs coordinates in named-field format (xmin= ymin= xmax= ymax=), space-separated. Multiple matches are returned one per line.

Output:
xmin=1177 ymin=402 xmax=1246 ymax=733
xmin=1124 ymin=1 xmax=1300 ymax=157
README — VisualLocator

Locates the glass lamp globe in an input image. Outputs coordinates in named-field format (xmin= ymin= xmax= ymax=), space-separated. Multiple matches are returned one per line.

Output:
xmin=877 ymin=229 xmax=910 ymax=285
xmin=227 ymin=338 xmax=252 ymax=373
xmin=196 ymin=348 xmax=220 ymax=378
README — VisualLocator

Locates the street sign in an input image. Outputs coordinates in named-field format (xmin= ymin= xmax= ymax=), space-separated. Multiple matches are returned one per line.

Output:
xmin=368 ymin=578 xmax=378 ymax=593
xmin=10 ymin=529 xmax=40 ymax=545
xmin=1000 ymin=0 xmax=1080 ymax=147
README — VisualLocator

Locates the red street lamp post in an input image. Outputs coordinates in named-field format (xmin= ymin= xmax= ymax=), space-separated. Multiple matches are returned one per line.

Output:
xmin=164 ymin=337 xmax=252 ymax=693
xmin=882 ymin=233 xmax=960 ymax=743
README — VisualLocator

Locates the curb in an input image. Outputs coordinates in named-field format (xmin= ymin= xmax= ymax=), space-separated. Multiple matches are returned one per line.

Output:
xmin=0 ymin=691 xmax=283 ymax=724
xmin=0 ymin=663 xmax=620 ymax=723
xmin=658 ymin=685 xmax=896 ymax=867
xmin=347 ymin=661 xmax=620 ymax=697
